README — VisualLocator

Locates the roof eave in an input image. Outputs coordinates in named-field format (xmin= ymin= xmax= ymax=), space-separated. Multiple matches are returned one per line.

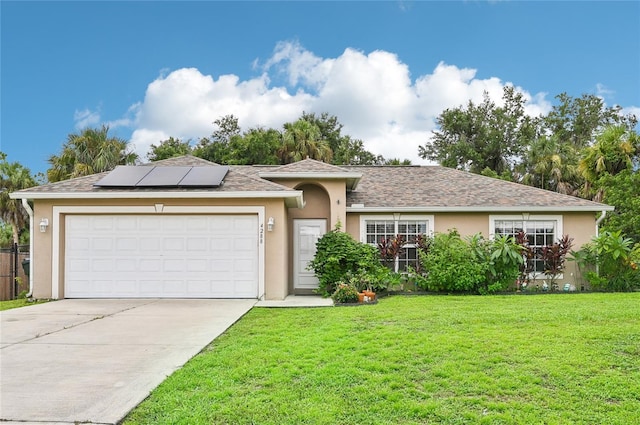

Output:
xmin=346 ymin=205 xmax=615 ymax=213
xmin=258 ymin=172 xmax=362 ymax=190
xmin=10 ymin=190 xmax=304 ymax=208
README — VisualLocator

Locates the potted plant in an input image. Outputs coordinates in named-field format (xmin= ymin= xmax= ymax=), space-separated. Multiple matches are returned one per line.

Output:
xmin=349 ymin=270 xmax=376 ymax=302
xmin=331 ymin=282 xmax=360 ymax=304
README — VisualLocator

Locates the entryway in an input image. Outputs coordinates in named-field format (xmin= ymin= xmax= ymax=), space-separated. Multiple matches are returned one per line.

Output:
xmin=293 ymin=219 xmax=326 ymax=291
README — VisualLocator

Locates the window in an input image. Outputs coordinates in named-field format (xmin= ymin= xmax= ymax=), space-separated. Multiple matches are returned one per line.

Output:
xmin=361 ymin=215 xmax=433 ymax=272
xmin=490 ymin=215 xmax=562 ymax=275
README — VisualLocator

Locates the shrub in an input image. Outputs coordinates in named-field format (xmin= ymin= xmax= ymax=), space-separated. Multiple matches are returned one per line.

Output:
xmin=416 ymin=231 xmax=524 ymax=294
xmin=572 ymin=230 xmax=640 ymax=291
xmin=331 ymin=282 xmax=359 ymax=304
xmin=309 ymin=225 xmax=389 ymax=297
xmin=419 ymin=230 xmax=488 ymax=293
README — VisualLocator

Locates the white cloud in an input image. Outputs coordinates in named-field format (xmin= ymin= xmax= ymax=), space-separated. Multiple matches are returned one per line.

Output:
xmin=74 ymin=108 xmax=101 ymax=130
xmin=122 ymin=41 xmax=553 ymax=163
xmin=622 ymin=106 xmax=640 ymax=122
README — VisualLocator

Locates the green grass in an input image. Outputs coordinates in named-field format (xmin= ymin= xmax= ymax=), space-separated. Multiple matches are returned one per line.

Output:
xmin=124 ymin=293 xmax=640 ymax=425
xmin=0 ymin=298 xmax=48 ymax=311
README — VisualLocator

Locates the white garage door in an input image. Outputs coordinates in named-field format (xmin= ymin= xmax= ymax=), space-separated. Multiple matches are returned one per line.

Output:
xmin=65 ymin=215 xmax=259 ymax=298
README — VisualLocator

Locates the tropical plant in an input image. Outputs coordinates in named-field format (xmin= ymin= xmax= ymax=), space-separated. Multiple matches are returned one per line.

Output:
xmin=279 ymin=119 xmax=332 ymax=164
xmin=572 ymin=231 xmax=640 ymax=291
xmin=47 ymin=125 xmax=138 ymax=182
xmin=515 ymin=231 xmax=535 ymax=287
xmin=377 ymin=234 xmax=405 ymax=270
xmin=540 ymin=235 xmax=574 ymax=288
xmin=0 ymin=153 xmax=36 ymax=243
xmin=520 ymin=135 xmax=581 ymax=195
xmin=486 ymin=234 xmax=524 ymax=294
xmin=579 ymin=125 xmax=639 ymax=201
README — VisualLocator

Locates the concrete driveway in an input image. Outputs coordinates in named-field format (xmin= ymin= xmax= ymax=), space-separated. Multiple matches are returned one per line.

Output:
xmin=0 ymin=299 xmax=256 ymax=424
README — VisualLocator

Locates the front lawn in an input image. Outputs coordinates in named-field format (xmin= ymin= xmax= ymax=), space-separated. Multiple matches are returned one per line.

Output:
xmin=0 ymin=298 xmax=48 ymax=311
xmin=124 ymin=293 xmax=640 ymax=424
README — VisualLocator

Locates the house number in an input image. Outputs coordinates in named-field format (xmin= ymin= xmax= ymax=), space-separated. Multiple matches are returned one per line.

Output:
xmin=259 ymin=223 xmax=264 ymax=244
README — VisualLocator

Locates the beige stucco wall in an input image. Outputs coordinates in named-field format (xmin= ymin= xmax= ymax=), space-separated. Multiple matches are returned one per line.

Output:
xmin=345 ymin=210 xmax=599 ymax=288
xmin=30 ymin=197 xmax=290 ymax=300
xmin=271 ymin=179 xmax=346 ymax=229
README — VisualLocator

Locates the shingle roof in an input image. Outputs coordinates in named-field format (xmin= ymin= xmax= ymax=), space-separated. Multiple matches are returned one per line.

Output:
xmin=10 ymin=156 xmax=612 ymax=212
xmin=264 ymin=158 xmax=352 ymax=174
xmin=342 ymin=165 xmax=611 ymax=211
xmin=11 ymin=156 xmax=293 ymax=195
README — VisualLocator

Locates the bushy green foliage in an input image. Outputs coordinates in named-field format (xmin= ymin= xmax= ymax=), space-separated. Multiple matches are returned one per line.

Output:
xmin=572 ymin=230 xmax=640 ymax=291
xmin=418 ymin=230 xmax=523 ymax=294
xmin=419 ymin=230 xmax=487 ymax=293
xmin=330 ymin=282 xmax=360 ymax=304
xmin=308 ymin=225 xmax=389 ymax=296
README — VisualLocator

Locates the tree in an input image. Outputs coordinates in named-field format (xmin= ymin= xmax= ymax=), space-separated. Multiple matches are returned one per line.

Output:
xmin=520 ymin=134 xmax=581 ymax=194
xmin=579 ymin=125 xmax=639 ymax=201
xmin=0 ymin=153 xmax=35 ymax=243
xmin=543 ymin=93 xmax=636 ymax=151
xmin=599 ymin=170 xmax=640 ymax=243
xmin=225 ymin=127 xmax=281 ymax=165
xmin=192 ymin=115 xmax=241 ymax=163
xmin=278 ymin=119 xmax=332 ymax=163
xmin=302 ymin=112 xmax=389 ymax=165
xmin=147 ymin=137 xmax=192 ymax=162
xmin=301 ymin=112 xmax=344 ymax=154
xmin=47 ymin=125 xmax=138 ymax=182
xmin=333 ymin=136 xmax=384 ymax=165
xmin=420 ymin=86 xmax=537 ymax=175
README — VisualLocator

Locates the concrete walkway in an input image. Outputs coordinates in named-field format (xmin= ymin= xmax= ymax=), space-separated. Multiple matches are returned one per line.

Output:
xmin=255 ymin=294 xmax=334 ymax=307
xmin=0 ymin=299 xmax=256 ymax=424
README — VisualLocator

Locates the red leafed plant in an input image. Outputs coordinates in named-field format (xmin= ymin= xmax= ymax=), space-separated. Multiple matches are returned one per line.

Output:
xmin=378 ymin=234 xmax=405 ymax=268
xmin=541 ymin=234 xmax=574 ymax=287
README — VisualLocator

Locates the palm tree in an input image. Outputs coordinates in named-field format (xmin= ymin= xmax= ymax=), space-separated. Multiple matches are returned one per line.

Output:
xmin=0 ymin=153 xmax=36 ymax=243
xmin=278 ymin=120 xmax=333 ymax=164
xmin=579 ymin=125 xmax=639 ymax=201
xmin=521 ymin=135 xmax=581 ymax=195
xmin=47 ymin=125 xmax=138 ymax=182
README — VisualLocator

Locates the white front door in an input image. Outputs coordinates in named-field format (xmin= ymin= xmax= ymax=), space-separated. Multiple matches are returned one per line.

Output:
xmin=293 ymin=219 xmax=326 ymax=290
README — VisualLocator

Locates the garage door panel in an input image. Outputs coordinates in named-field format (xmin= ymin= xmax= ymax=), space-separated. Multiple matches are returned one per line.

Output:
xmin=140 ymin=259 xmax=161 ymax=272
xmin=115 ymin=259 xmax=136 ymax=272
xmin=92 ymin=259 xmax=113 ymax=272
xmin=187 ymin=238 xmax=208 ymax=251
xmin=65 ymin=215 xmax=259 ymax=298
xmin=163 ymin=259 xmax=185 ymax=272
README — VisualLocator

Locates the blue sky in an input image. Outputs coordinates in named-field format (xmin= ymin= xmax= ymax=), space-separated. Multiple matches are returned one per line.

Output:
xmin=2 ymin=1 xmax=639 ymax=176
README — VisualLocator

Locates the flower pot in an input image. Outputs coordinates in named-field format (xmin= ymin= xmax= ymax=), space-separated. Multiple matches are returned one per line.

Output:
xmin=363 ymin=290 xmax=376 ymax=301
xmin=357 ymin=292 xmax=366 ymax=303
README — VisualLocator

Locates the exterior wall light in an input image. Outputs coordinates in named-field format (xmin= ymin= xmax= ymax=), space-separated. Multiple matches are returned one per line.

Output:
xmin=39 ymin=218 xmax=49 ymax=233
xmin=267 ymin=217 xmax=275 ymax=232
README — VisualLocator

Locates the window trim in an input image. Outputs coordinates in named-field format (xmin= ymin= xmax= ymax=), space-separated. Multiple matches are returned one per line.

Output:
xmin=360 ymin=214 xmax=435 ymax=273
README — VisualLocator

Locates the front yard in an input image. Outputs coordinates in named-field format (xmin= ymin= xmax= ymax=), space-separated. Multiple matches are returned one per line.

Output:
xmin=124 ymin=293 xmax=640 ymax=424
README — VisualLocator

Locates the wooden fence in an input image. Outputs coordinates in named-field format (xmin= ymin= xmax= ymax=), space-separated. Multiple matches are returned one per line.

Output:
xmin=0 ymin=244 xmax=30 ymax=300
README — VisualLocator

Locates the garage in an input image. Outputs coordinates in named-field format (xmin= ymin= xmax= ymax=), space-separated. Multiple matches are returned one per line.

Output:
xmin=64 ymin=214 xmax=259 ymax=298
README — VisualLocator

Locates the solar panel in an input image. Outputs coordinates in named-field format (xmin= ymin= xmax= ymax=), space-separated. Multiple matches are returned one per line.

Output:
xmin=94 ymin=166 xmax=154 ymax=187
xmin=94 ymin=166 xmax=228 ymax=188
xmin=136 ymin=166 xmax=192 ymax=187
xmin=179 ymin=166 xmax=228 ymax=187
